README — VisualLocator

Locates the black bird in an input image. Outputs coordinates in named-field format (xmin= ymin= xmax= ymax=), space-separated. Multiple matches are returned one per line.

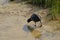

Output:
xmin=10 ymin=0 xmax=14 ymax=1
xmin=27 ymin=14 xmax=42 ymax=28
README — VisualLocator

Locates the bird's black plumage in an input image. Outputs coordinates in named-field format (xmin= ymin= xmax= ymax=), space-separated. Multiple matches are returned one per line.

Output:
xmin=27 ymin=14 xmax=42 ymax=28
xmin=10 ymin=0 xmax=14 ymax=1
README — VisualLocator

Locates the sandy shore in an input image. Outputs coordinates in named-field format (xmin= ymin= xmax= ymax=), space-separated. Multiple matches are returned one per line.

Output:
xmin=0 ymin=2 xmax=60 ymax=40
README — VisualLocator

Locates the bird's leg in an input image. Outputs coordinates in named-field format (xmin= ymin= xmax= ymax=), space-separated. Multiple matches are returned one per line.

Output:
xmin=35 ymin=22 xmax=36 ymax=28
xmin=40 ymin=21 xmax=42 ymax=27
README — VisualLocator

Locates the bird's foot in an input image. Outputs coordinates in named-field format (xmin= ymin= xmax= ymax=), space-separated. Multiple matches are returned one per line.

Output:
xmin=39 ymin=25 xmax=42 ymax=28
xmin=34 ymin=25 xmax=36 ymax=29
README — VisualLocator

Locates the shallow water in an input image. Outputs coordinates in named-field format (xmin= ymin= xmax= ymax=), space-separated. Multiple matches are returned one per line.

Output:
xmin=23 ymin=25 xmax=30 ymax=32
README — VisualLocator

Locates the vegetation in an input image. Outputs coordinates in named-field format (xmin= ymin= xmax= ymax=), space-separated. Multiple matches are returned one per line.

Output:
xmin=51 ymin=0 xmax=60 ymax=20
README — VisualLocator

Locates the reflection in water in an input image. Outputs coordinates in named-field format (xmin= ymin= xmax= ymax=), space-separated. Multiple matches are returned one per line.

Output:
xmin=23 ymin=25 xmax=35 ymax=32
xmin=23 ymin=25 xmax=30 ymax=33
xmin=23 ymin=25 xmax=41 ymax=40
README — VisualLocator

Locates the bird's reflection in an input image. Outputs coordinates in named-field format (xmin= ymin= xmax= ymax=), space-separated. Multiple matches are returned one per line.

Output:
xmin=23 ymin=25 xmax=30 ymax=33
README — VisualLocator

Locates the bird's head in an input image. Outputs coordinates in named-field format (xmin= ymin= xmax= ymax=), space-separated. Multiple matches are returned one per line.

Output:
xmin=27 ymin=18 xmax=31 ymax=23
